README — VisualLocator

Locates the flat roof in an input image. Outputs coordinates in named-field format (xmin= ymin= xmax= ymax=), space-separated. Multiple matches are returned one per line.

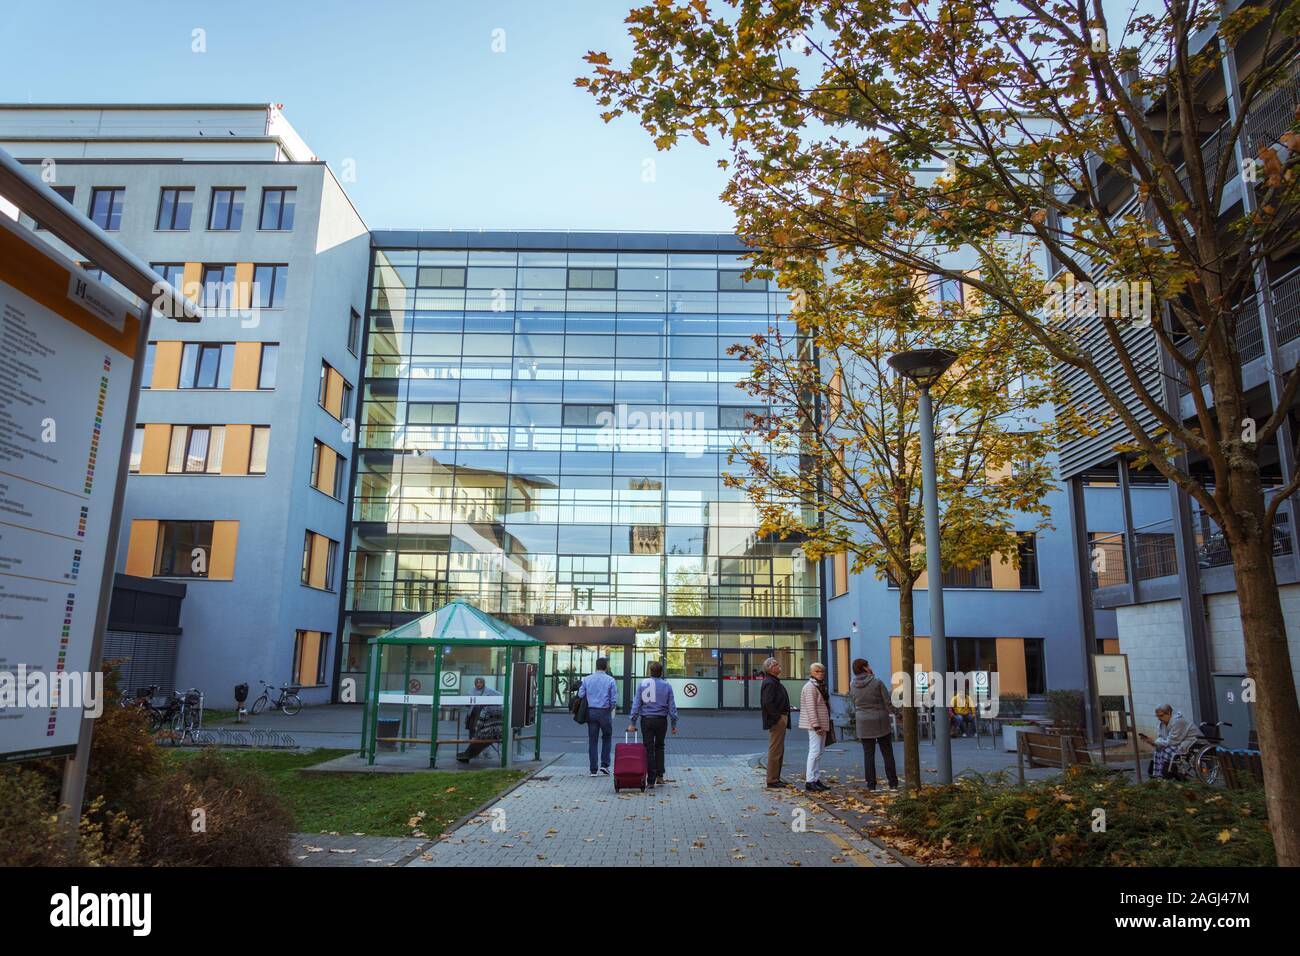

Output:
xmin=0 ymin=103 xmax=276 ymax=111
xmin=371 ymin=229 xmax=750 ymax=252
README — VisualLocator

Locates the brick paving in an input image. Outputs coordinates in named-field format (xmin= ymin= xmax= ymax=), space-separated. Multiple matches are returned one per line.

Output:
xmin=406 ymin=752 xmax=899 ymax=868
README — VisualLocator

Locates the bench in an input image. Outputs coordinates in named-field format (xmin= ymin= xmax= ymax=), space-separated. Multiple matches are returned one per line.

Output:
xmin=1215 ymin=749 xmax=1264 ymax=790
xmin=1016 ymin=731 xmax=1092 ymax=784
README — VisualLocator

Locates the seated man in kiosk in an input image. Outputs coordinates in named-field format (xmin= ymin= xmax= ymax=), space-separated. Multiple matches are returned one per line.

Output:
xmin=456 ymin=677 xmax=503 ymax=763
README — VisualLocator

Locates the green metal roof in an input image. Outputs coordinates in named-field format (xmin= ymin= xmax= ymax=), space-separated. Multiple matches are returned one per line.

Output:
xmin=367 ymin=601 xmax=543 ymax=647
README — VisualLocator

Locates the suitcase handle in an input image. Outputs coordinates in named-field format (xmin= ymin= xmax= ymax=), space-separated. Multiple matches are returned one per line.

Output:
xmin=624 ymin=730 xmax=640 ymax=743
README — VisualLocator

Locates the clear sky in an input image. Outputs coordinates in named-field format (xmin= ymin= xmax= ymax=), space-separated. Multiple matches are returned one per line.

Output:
xmin=0 ymin=0 xmax=735 ymax=232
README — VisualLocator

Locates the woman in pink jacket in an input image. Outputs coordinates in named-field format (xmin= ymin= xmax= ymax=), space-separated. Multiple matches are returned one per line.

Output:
xmin=798 ymin=663 xmax=832 ymax=791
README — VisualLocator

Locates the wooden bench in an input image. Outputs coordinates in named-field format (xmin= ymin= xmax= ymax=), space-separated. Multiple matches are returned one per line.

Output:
xmin=1016 ymin=731 xmax=1093 ymax=784
xmin=1216 ymin=750 xmax=1264 ymax=790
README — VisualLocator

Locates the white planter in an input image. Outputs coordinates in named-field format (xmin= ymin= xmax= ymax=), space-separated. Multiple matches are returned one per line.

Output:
xmin=1003 ymin=723 xmax=1038 ymax=752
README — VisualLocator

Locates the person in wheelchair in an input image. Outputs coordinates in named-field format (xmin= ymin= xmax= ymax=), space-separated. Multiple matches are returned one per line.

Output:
xmin=1139 ymin=704 xmax=1196 ymax=779
xmin=456 ymin=677 xmax=502 ymax=763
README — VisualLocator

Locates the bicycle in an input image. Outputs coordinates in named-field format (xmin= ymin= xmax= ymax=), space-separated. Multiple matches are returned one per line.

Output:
xmin=250 ymin=680 xmax=302 ymax=716
xmin=154 ymin=688 xmax=203 ymax=744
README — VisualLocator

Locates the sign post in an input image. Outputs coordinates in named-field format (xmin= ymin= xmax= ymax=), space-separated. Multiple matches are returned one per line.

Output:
xmin=1093 ymin=653 xmax=1142 ymax=781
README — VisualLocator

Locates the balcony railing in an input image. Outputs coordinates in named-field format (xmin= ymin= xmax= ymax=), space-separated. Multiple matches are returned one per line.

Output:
xmin=1090 ymin=491 xmax=1295 ymax=590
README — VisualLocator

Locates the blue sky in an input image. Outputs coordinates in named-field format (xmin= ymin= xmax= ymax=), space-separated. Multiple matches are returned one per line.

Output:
xmin=1 ymin=0 xmax=734 ymax=231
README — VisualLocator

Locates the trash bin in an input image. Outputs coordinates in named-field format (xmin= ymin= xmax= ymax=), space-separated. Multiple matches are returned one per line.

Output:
xmin=377 ymin=717 xmax=400 ymax=752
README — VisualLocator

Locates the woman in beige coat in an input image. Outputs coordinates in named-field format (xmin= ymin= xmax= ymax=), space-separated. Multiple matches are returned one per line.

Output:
xmin=847 ymin=659 xmax=899 ymax=790
xmin=798 ymin=663 xmax=832 ymax=792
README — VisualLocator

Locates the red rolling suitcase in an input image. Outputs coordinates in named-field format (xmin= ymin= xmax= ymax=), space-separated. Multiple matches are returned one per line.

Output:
xmin=613 ymin=730 xmax=648 ymax=792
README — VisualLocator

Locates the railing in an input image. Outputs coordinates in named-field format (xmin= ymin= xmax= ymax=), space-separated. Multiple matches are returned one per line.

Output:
xmin=1175 ymin=123 xmax=1236 ymax=199
xmin=1089 ymin=490 xmax=1295 ymax=589
xmin=1248 ymin=54 xmax=1300 ymax=155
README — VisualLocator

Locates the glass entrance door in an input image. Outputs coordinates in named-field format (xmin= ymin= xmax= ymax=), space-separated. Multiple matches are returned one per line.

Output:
xmin=719 ymin=650 xmax=773 ymax=708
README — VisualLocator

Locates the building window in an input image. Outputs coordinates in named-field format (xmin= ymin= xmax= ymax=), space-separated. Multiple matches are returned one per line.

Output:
xmin=341 ymin=382 xmax=353 ymax=420
xmin=155 ymin=521 xmax=213 ymax=578
xmin=831 ymin=552 xmax=849 ymax=597
xmin=140 ymin=342 xmax=156 ymax=390
xmin=941 ymin=558 xmax=993 ymax=589
xmin=407 ymin=402 xmax=457 ymax=425
xmin=89 ymin=188 xmax=124 ymax=231
xmin=832 ymin=638 xmax=851 ymax=693
xmin=318 ymin=361 xmax=351 ymax=420
xmin=562 ymin=403 xmax=612 ymax=427
xmin=179 ymin=342 xmax=235 ymax=389
xmin=718 ymin=270 xmax=767 ymax=291
xmin=567 ymin=268 xmax=616 ymax=290
xmin=166 ymin=425 xmax=225 ymax=474
xmin=293 ymin=630 xmax=329 ymax=687
xmin=1017 ymin=532 xmax=1039 ymax=589
xmin=257 ymin=344 xmax=279 ymax=389
xmin=253 ymin=264 xmax=289 ymax=308
xmin=150 ymin=263 xmax=186 ymax=292
xmin=1024 ymin=638 xmax=1047 ymax=695
xmin=129 ymin=426 xmax=144 ymax=473
xmin=208 ymin=188 xmax=244 ymax=230
xmin=347 ymin=308 xmax=362 ymax=355
xmin=417 ymin=267 xmax=465 ymax=288
xmin=35 ymin=186 xmax=75 ymax=230
xmin=249 ymin=426 xmax=271 ymax=475
xmin=929 ymin=275 xmax=964 ymax=305
xmin=259 ymin=187 xmax=296 ymax=230
xmin=301 ymin=531 xmax=339 ymax=590
xmin=201 ymin=264 xmax=237 ymax=310
xmin=719 ymin=406 xmax=763 ymax=429
xmin=155 ymin=188 xmax=194 ymax=230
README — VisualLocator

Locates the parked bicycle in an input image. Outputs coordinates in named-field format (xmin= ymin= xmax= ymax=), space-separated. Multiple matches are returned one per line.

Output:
xmin=250 ymin=680 xmax=302 ymax=716
xmin=153 ymin=688 xmax=204 ymax=744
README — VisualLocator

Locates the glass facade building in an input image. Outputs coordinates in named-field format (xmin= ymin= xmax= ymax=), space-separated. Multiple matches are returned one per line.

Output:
xmin=340 ymin=232 xmax=821 ymax=708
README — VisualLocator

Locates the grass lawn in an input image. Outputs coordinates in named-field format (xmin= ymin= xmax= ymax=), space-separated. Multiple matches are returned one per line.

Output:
xmin=164 ymin=749 xmax=528 ymax=837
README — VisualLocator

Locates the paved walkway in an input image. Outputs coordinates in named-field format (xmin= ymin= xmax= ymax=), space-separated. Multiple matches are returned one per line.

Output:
xmin=291 ymin=832 xmax=431 ymax=867
xmin=406 ymin=752 xmax=900 ymax=867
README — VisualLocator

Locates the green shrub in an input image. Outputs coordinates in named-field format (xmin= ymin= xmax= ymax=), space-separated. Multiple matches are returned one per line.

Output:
xmin=998 ymin=692 xmax=1027 ymax=717
xmin=135 ymin=750 xmax=294 ymax=866
xmin=1045 ymin=689 xmax=1086 ymax=732
xmin=0 ymin=767 xmax=140 ymax=866
xmin=883 ymin=766 xmax=1273 ymax=866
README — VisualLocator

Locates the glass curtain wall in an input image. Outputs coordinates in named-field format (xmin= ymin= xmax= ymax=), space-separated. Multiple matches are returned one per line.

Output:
xmin=341 ymin=240 xmax=822 ymax=707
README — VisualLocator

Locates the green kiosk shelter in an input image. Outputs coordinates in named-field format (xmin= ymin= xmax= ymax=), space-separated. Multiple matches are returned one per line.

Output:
xmin=360 ymin=601 xmax=544 ymax=768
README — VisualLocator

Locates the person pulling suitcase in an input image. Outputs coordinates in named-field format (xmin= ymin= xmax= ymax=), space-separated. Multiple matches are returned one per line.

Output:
xmin=628 ymin=660 xmax=678 ymax=789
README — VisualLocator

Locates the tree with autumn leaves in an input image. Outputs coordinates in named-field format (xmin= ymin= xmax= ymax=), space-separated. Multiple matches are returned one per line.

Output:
xmin=580 ymin=0 xmax=1300 ymax=862
xmin=726 ymin=240 xmax=1076 ymax=790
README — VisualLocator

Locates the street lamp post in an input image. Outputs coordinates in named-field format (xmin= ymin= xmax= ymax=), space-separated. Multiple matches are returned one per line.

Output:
xmin=887 ymin=348 xmax=958 ymax=785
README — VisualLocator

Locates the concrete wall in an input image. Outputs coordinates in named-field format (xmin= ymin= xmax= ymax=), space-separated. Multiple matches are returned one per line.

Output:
xmin=1115 ymin=584 xmax=1300 ymax=736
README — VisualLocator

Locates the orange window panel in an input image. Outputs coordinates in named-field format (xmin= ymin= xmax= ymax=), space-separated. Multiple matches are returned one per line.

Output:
xmin=209 ymin=521 xmax=239 ymax=580
xmin=230 ymin=342 xmax=262 ymax=390
xmin=151 ymin=341 xmax=183 ymax=389
xmin=124 ymin=520 xmax=160 ymax=576
xmin=221 ymin=424 xmax=253 ymax=475
xmin=138 ymin=424 xmax=171 ymax=474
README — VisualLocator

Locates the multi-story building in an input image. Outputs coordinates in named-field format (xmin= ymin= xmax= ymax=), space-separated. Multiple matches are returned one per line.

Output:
xmin=0 ymin=104 xmax=370 ymax=704
xmin=341 ymin=231 xmax=822 ymax=710
xmin=1052 ymin=13 xmax=1299 ymax=742
xmin=823 ymin=473 xmax=1170 ymax=708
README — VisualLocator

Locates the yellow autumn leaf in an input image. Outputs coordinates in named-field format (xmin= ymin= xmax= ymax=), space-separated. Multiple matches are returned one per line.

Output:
xmin=1024 ymin=806 xmax=1040 ymax=821
xmin=1217 ymin=829 xmax=1232 ymax=844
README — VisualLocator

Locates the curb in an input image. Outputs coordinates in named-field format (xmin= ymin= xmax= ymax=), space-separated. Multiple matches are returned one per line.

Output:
xmin=806 ymin=794 xmax=920 ymax=867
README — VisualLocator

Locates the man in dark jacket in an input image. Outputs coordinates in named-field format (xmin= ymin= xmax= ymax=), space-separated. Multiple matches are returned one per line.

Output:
xmin=759 ymin=657 xmax=791 ymax=788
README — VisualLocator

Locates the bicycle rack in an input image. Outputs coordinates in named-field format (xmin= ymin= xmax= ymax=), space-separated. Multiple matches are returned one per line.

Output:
xmin=181 ymin=728 xmax=298 ymax=749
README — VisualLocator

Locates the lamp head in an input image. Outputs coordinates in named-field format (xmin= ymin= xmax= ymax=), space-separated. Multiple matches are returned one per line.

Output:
xmin=887 ymin=348 xmax=959 ymax=387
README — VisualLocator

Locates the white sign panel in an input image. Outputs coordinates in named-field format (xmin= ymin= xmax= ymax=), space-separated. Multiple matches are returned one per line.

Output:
xmin=0 ymin=218 xmax=137 ymax=761
xmin=1093 ymin=653 xmax=1132 ymax=698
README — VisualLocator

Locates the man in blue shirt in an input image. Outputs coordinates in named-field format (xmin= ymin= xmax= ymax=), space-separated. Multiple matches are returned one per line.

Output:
xmin=577 ymin=657 xmax=619 ymax=776
xmin=628 ymin=660 xmax=678 ymax=789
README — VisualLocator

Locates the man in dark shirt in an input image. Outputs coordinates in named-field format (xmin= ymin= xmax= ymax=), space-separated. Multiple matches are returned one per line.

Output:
xmin=760 ymin=657 xmax=792 ymax=788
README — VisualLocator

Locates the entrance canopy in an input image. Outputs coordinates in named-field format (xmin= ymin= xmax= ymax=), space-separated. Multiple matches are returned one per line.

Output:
xmin=360 ymin=602 xmax=543 ymax=768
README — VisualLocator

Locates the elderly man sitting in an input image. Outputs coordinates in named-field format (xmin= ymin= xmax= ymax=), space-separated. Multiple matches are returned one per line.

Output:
xmin=1139 ymin=704 xmax=1196 ymax=779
